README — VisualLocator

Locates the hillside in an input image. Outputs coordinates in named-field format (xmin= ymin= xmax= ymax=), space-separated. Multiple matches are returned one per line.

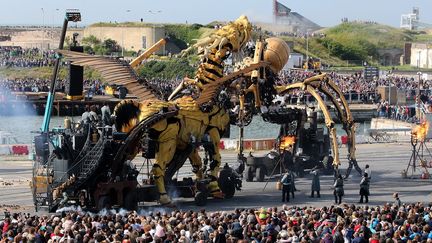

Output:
xmin=281 ymin=22 xmax=432 ymax=67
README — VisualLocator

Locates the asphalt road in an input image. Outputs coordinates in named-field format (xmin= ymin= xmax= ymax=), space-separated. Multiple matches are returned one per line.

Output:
xmin=1 ymin=141 xmax=431 ymax=214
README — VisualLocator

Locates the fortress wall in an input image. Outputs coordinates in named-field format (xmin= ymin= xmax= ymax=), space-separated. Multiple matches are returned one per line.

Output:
xmin=0 ymin=26 xmax=166 ymax=54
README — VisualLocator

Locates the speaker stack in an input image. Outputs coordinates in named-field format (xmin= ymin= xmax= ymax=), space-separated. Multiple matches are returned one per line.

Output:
xmin=65 ymin=45 xmax=84 ymax=100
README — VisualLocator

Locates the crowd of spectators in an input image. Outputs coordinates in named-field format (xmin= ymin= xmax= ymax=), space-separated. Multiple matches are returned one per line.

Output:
xmin=0 ymin=47 xmax=57 ymax=68
xmin=0 ymin=78 xmax=105 ymax=94
xmin=146 ymin=78 xmax=182 ymax=100
xmin=376 ymin=100 xmax=422 ymax=123
xmin=1 ymin=199 xmax=432 ymax=242
xmin=277 ymin=70 xmax=432 ymax=105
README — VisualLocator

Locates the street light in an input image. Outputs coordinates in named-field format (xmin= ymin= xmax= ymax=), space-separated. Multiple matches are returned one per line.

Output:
xmin=41 ymin=8 xmax=45 ymax=50
xmin=306 ymin=30 xmax=309 ymax=61
xmin=417 ymin=50 xmax=421 ymax=69
xmin=148 ymin=10 xmax=162 ymax=14
xmin=51 ymin=8 xmax=59 ymax=39
xmin=121 ymin=10 xmax=132 ymax=57
xmin=148 ymin=10 xmax=163 ymax=54
xmin=417 ymin=71 xmax=422 ymax=97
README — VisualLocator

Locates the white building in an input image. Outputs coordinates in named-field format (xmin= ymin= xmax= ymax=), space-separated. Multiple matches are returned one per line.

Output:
xmin=284 ymin=53 xmax=303 ymax=70
xmin=411 ymin=43 xmax=432 ymax=69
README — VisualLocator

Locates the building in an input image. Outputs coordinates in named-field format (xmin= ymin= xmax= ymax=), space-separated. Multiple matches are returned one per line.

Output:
xmin=410 ymin=43 xmax=432 ymax=69
xmin=272 ymin=0 xmax=320 ymax=33
xmin=377 ymin=48 xmax=403 ymax=66
xmin=400 ymin=7 xmax=432 ymax=30
xmin=0 ymin=24 xmax=180 ymax=55
xmin=400 ymin=7 xmax=420 ymax=30
xmin=79 ymin=24 xmax=166 ymax=55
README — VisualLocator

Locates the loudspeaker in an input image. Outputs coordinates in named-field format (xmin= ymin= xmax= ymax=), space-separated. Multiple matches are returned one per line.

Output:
xmin=65 ymin=46 xmax=84 ymax=97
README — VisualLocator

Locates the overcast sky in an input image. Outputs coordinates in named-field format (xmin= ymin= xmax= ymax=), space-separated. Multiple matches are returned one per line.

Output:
xmin=2 ymin=0 xmax=432 ymax=28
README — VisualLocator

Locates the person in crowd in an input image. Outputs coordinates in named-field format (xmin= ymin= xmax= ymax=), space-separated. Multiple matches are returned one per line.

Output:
xmin=2 ymin=200 xmax=432 ymax=242
xmin=89 ymin=105 xmax=99 ymax=122
xmin=281 ymin=171 xmax=292 ymax=202
xmin=359 ymin=172 xmax=370 ymax=203
xmin=364 ymin=164 xmax=371 ymax=179
xmin=101 ymin=102 xmax=112 ymax=126
xmin=81 ymin=105 xmax=91 ymax=124
xmin=310 ymin=168 xmax=320 ymax=198
xmin=393 ymin=192 xmax=401 ymax=207
xmin=118 ymin=86 xmax=128 ymax=99
xmin=333 ymin=174 xmax=344 ymax=204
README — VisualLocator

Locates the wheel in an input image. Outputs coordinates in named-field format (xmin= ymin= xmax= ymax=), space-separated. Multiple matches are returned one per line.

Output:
xmin=194 ymin=191 xmax=207 ymax=206
xmin=123 ymin=191 xmax=137 ymax=211
xmin=218 ymin=168 xmax=237 ymax=199
xmin=245 ymin=166 xmax=254 ymax=182
xmin=219 ymin=179 xmax=236 ymax=199
xmin=255 ymin=166 xmax=265 ymax=182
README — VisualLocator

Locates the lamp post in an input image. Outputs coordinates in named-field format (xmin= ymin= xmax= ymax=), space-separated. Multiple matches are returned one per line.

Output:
xmin=306 ymin=30 xmax=309 ymax=62
xmin=417 ymin=71 xmax=422 ymax=98
xmin=148 ymin=10 xmax=163 ymax=54
xmin=41 ymin=8 xmax=45 ymax=50
xmin=51 ymin=8 xmax=59 ymax=40
xmin=121 ymin=9 xmax=132 ymax=57
xmin=417 ymin=50 xmax=421 ymax=69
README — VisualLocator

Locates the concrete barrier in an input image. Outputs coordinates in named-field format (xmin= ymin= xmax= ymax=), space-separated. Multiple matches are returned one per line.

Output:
xmin=219 ymin=136 xmax=369 ymax=151
xmin=0 ymin=145 xmax=11 ymax=155
xmin=220 ymin=138 xmax=276 ymax=151
xmin=0 ymin=144 xmax=30 ymax=156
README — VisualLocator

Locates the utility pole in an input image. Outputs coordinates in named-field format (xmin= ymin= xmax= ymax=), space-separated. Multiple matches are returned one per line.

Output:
xmin=306 ymin=31 xmax=309 ymax=61
xmin=41 ymin=8 xmax=45 ymax=50
xmin=121 ymin=10 xmax=132 ymax=57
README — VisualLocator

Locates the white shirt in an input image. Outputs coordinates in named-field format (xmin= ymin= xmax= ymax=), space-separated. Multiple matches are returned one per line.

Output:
xmin=365 ymin=167 xmax=371 ymax=178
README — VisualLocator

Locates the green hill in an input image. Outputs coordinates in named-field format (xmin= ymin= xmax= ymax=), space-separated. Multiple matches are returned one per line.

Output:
xmin=282 ymin=22 xmax=432 ymax=67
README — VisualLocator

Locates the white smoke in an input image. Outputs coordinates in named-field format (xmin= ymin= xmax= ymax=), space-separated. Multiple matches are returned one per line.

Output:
xmin=138 ymin=207 xmax=171 ymax=217
xmin=55 ymin=205 xmax=83 ymax=213
xmin=0 ymin=76 xmax=37 ymax=117
xmin=0 ymin=76 xmax=39 ymax=145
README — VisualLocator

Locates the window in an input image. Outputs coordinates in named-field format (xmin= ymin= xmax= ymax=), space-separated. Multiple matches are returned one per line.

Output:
xmin=142 ymin=36 xmax=147 ymax=49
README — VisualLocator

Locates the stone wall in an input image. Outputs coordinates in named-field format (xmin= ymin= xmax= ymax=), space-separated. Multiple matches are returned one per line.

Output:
xmin=410 ymin=43 xmax=432 ymax=69
xmin=0 ymin=26 xmax=167 ymax=54
xmin=82 ymin=26 xmax=166 ymax=54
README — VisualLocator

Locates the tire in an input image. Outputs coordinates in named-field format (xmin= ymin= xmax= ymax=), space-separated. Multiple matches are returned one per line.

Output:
xmin=255 ymin=166 xmax=265 ymax=182
xmin=219 ymin=179 xmax=236 ymax=199
xmin=194 ymin=191 xmax=207 ymax=206
xmin=123 ymin=191 xmax=137 ymax=211
xmin=218 ymin=169 xmax=237 ymax=199
xmin=245 ymin=166 xmax=254 ymax=182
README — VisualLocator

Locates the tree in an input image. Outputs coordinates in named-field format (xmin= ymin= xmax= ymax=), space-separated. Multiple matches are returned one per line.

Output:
xmin=103 ymin=39 xmax=120 ymax=54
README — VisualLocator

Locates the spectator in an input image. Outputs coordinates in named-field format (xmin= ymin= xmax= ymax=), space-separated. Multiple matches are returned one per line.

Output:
xmin=333 ymin=174 xmax=344 ymax=204
xmin=281 ymin=171 xmax=292 ymax=202
xmin=101 ymin=102 xmax=112 ymax=126
xmin=310 ymin=169 xmax=321 ymax=198
xmin=364 ymin=164 xmax=371 ymax=179
xmin=359 ymin=173 xmax=370 ymax=203
xmin=89 ymin=105 xmax=99 ymax=122
xmin=393 ymin=192 xmax=401 ymax=207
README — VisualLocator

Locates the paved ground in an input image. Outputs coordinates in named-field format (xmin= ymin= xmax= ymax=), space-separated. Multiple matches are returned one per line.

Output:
xmin=1 ymin=141 xmax=431 ymax=214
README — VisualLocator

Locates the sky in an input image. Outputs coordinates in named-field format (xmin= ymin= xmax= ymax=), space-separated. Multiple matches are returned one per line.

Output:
xmin=1 ymin=0 xmax=432 ymax=28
